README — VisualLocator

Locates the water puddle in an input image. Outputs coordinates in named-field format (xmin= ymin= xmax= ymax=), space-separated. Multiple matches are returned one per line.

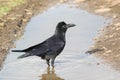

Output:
xmin=0 ymin=4 xmax=120 ymax=80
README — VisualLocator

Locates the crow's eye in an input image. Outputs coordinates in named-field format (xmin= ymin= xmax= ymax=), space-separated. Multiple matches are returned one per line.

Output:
xmin=62 ymin=25 xmax=66 ymax=28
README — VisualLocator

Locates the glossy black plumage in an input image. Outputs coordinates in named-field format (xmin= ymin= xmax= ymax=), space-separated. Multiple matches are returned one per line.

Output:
xmin=12 ymin=21 xmax=75 ymax=67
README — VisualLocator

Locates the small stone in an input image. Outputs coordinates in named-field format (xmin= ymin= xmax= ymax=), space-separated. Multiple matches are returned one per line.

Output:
xmin=95 ymin=8 xmax=111 ymax=13
xmin=0 ymin=22 xmax=5 ymax=27
xmin=22 ymin=19 xmax=28 ymax=22
xmin=60 ymin=0 xmax=67 ymax=3
xmin=24 ymin=9 xmax=32 ymax=12
xmin=110 ymin=0 xmax=120 ymax=7
xmin=105 ymin=50 xmax=112 ymax=53
xmin=113 ymin=15 xmax=117 ymax=18
xmin=114 ymin=23 xmax=120 ymax=26
xmin=116 ymin=27 xmax=120 ymax=30
xmin=7 ymin=17 xmax=16 ymax=20
xmin=109 ymin=34 xmax=114 ymax=38
xmin=74 ymin=0 xmax=85 ymax=3
xmin=14 ymin=34 xmax=17 ymax=37
xmin=103 ymin=53 xmax=109 ymax=56
xmin=97 ymin=63 xmax=100 ymax=65
xmin=16 ymin=14 xmax=23 ymax=17
xmin=115 ymin=55 xmax=119 ymax=58
xmin=102 ymin=46 xmax=107 ymax=50
xmin=26 ymin=12 xmax=33 ymax=15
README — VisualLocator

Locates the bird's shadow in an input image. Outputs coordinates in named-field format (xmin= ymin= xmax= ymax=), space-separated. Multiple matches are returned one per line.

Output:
xmin=40 ymin=67 xmax=64 ymax=80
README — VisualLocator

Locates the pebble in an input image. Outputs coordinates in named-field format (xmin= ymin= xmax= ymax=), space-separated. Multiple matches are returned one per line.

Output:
xmin=115 ymin=55 xmax=120 ymax=58
xmin=93 ymin=37 xmax=99 ymax=41
xmin=113 ymin=15 xmax=117 ymax=19
xmin=24 ymin=9 xmax=32 ymax=12
xmin=14 ymin=34 xmax=17 ymax=37
xmin=97 ymin=63 xmax=100 ymax=65
xmin=105 ymin=50 xmax=112 ymax=53
xmin=16 ymin=14 xmax=23 ymax=17
xmin=26 ymin=12 xmax=33 ymax=15
xmin=7 ymin=17 xmax=16 ymax=20
xmin=74 ymin=0 xmax=85 ymax=3
xmin=116 ymin=27 xmax=120 ymax=30
xmin=102 ymin=46 xmax=107 ymax=50
xmin=22 ymin=19 xmax=28 ymax=22
xmin=95 ymin=8 xmax=111 ymax=13
xmin=110 ymin=0 xmax=120 ymax=7
xmin=60 ymin=0 xmax=67 ymax=3
xmin=109 ymin=34 xmax=114 ymax=38
xmin=0 ymin=22 xmax=5 ymax=27
xmin=114 ymin=23 xmax=120 ymax=26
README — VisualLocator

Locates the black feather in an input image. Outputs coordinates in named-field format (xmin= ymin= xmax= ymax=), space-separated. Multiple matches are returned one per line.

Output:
xmin=12 ymin=50 xmax=25 ymax=52
xmin=12 ymin=21 xmax=75 ymax=67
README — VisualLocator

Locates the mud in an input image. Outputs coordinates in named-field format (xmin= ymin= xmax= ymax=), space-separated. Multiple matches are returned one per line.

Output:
xmin=0 ymin=0 xmax=58 ymax=69
xmin=1 ymin=4 xmax=120 ymax=80
xmin=73 ymin=0 xmax=120 ymax=70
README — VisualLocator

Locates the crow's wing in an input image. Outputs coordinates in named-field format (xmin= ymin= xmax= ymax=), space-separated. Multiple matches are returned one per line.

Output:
xmin=17 ymin=40 xmax=52 ymax=58
xmin=23 ymin=36 xmax=65 ymax=56
xmin=29 ymin=40 xmax=64 ymax=56
xmin=24 ymin=40 xmax=50 ymax=56
xmin=46 ymin=41 xmax=65 ymax=55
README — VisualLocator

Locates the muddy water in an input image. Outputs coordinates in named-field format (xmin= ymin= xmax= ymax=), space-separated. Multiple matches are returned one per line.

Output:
xmin=0 ymin=4 xmax=120 ymax=80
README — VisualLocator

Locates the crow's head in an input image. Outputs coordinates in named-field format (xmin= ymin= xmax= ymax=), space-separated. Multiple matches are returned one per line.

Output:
xmin=55 ymin=21 xmax=75 ymax=39
xmin=55 ymin=21 xmax=76 ymax=36
xmin=56 ymin=21 xmax=75 ymax=31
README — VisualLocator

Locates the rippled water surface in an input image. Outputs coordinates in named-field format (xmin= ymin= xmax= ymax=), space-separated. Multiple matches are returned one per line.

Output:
xmin=0 ymin=4 xmax=120 ymax=80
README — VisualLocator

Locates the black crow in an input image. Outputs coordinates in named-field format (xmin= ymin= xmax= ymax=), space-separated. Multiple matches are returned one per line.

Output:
xmin=12 ymin=21 xmax=75 ymax=67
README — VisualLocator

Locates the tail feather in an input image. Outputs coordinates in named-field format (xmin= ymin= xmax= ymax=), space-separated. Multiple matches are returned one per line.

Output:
xmin=12 ymin=50 xmax=25 ymax=52
xmin=18 ymin=53 xmax=31 ymax=59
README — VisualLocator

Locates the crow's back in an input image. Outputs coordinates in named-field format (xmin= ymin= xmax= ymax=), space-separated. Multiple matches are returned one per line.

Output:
xmin=23 ymin=35 xmax=65 ymax=57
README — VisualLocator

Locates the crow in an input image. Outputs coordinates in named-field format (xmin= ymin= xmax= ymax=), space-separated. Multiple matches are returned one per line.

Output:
xmin=12 ymin=21 xmax=75 ymax=67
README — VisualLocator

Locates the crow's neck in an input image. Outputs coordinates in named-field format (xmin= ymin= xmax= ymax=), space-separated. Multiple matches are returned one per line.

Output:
xmin=55 ymin=29 xmax=67 ymax=42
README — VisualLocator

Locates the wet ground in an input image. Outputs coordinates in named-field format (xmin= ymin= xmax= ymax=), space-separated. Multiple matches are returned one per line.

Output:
xmin=74 ymin=0 xmax=120 ymax=70
xmin=0 ymin=0 xmax=58 ymax=68
xmin=0 ymin=4 xmax=120 ymax=80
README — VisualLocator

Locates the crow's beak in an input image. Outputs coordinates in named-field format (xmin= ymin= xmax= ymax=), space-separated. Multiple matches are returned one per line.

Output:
xmin=67 ymin=23 xmax=76 ymax=28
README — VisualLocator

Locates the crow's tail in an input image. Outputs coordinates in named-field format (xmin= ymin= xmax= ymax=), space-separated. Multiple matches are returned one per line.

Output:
xmin=12 ymin=50 xmax=25 ymax=52
xmin=18 ymin=53 xmax=31 ymax=59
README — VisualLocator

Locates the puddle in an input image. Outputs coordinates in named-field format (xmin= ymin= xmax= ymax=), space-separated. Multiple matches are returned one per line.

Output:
xmin=0 ymin=4 xmax=120 ymax=80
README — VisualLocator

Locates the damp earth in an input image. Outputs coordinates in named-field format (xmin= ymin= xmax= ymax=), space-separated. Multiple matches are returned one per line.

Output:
xmin=0 ymin=4 xmax=120 ymax=80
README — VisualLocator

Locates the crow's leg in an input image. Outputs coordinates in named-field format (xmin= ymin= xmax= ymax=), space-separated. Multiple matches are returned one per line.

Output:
xmin=51 ymin=58 xmax=55 ymax=68
xmin=46 ymin=59 xmax=50 ymax=66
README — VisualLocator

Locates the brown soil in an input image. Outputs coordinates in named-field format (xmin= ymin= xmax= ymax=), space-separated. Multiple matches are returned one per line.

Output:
xmin=73 ymin=0 xmax=120 ymax=70
xmin=0 ymin=0 xmax=59 ymax=70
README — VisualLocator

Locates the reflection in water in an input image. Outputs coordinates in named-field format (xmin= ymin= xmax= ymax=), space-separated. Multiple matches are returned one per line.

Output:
xmin=40 ymin=67 xmax=64 ymax=80
xmin=0 ymin=4 xmax=120 ymax=80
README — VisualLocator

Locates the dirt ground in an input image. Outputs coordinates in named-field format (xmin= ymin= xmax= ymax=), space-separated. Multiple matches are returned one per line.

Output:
xmin=73 ymin=0 xmax=120 ymax=70
xmin=0 ymin=0 xmax=120 ymax=71
xmin=0 ymin=0 xmax=59 ymax=69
